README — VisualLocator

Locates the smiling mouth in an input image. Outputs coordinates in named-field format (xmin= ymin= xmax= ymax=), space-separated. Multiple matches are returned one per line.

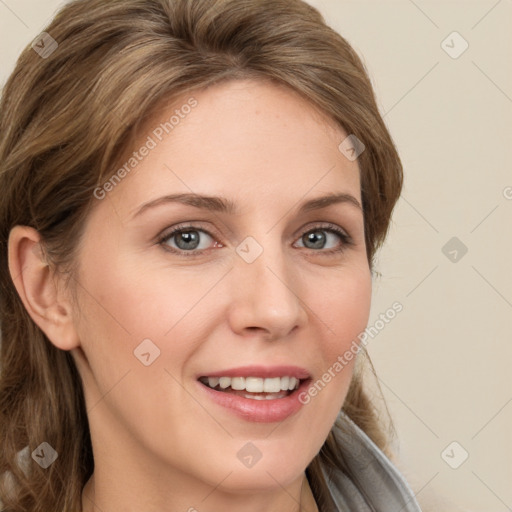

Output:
xmin=198 ymin=375 xmax=305 ymax=400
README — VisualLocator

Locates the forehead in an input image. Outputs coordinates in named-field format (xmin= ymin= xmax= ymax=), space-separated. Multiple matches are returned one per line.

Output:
xmin=100 ymin=79 xmax=361 ymax=218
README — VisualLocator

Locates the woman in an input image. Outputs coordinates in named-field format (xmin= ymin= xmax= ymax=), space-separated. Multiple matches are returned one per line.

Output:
xmin=0 ymin=0 xmax=421 ymax=510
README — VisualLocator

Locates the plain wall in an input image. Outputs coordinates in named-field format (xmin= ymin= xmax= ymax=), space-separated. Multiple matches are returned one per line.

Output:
xmin=1 ymin=1 xmax=510 ymax=511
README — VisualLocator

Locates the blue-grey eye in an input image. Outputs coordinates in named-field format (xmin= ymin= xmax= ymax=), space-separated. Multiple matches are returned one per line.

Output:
xmin=164 ymin=229 xmax=214 ymax=251
xmin=298 ymin=229 xmax=343 ymax=250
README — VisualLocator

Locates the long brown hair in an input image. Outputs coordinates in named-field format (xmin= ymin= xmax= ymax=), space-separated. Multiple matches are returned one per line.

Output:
xmin=0 ymin=0 xmax=403 ymax=510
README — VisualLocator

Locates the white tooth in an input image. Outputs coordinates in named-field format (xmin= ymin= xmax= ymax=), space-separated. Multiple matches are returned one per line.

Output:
xmin=231 ymin=377 xmax=245 ymax=390
xmin=265 ymin=392 xmax=287 ymax=399
xmin=245 ymin=377 xmax=264 ymax=393
xmin=280 ymin=376 xmax=290 ymax=391
xmin=288 ymin=377 xmax=298 ymax=390
xmin=263 ymin=377 xmax=281 ymax=393
xmin=208 ymin=377 xmax=220 ymax=388
xmin=244 ymin=393 xmax=266 ymax=400
xmin=219 ymin=377 xmax=231 ymax=389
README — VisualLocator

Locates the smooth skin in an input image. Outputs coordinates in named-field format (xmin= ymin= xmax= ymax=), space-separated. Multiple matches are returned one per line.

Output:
xmin=8 ymin=79 xmax=372 ymax=512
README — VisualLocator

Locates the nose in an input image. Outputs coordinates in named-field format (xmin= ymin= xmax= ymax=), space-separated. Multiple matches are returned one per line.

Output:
xmin=227 ymin=239 xmax=308 ymax=341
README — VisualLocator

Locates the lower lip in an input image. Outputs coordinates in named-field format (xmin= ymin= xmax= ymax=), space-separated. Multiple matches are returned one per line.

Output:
xmin=196 ymin=379 xmax=311 ymax=423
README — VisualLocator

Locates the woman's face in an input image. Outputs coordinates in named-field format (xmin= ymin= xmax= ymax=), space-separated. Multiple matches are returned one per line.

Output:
xmin=71 ymin=79 xmax=372 ymax=499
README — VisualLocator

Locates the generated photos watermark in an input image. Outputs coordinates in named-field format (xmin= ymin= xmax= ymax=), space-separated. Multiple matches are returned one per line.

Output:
xmin=93 ymin=97 xmax=198 ymax=200
xmin=298 ymin=301 xmax=403 ymax=404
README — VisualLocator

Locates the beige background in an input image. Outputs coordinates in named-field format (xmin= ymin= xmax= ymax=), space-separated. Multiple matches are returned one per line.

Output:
xmin=1 ymin=1 xmax=511 ymax=511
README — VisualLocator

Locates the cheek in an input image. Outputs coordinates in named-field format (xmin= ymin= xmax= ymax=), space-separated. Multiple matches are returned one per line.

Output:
xmin=76 ymin=251 xmax=213 ymax=346
xmin=72 ymin=258 xmax=213 ymax=458
xmin=289 ymin=263 xmax=372 ymax=443
xmin=72 ymin=248 xmax=229 ymax=419
xmin=310 ymin=264 xmax=372 ymax=354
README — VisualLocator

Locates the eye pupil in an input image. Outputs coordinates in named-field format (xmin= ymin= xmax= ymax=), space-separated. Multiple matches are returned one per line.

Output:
xmin=304 ymin=231 xmax=326 ymax=249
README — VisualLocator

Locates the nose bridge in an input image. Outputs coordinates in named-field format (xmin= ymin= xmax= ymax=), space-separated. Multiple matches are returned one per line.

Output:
xmin=228 ymin=233 xmax=307 ymax=338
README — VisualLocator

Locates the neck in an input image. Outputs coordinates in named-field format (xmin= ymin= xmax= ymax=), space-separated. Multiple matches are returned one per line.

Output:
xmin=81 ymin=472 xmax=319 ymax=512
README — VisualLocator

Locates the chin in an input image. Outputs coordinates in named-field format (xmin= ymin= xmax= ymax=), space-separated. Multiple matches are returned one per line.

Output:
xmin=207 ymin=449 xmax=308 ymax=492
xmin=214 ymin=465 xmax=304 ymax=494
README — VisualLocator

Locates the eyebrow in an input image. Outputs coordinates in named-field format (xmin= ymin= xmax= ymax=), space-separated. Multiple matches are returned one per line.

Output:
xmin=132 ymin=191 xmax=362 ymax=218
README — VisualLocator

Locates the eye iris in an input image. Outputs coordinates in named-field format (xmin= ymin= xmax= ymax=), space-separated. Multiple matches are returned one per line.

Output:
xmin=304 ymin=230 xmax=326 ymax=249
xmin=175 ymin=230 xmax=200 ymax=250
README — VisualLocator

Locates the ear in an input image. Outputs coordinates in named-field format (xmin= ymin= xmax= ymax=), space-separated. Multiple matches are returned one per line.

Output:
xmin=7 ymin=225 xmax=80 ymax=351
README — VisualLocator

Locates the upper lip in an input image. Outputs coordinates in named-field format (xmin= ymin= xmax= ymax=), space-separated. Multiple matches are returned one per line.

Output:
xmin=198 ymin=365 xmax=311 ymax=380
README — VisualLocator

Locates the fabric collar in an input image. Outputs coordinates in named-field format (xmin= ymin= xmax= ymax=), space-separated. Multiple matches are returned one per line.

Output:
xmin=318 ymin=411 xmax=422 ymax=512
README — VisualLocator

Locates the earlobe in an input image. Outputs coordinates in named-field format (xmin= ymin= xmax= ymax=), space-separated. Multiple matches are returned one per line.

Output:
xmin=7 ymin=225 xmax=80 ymax=351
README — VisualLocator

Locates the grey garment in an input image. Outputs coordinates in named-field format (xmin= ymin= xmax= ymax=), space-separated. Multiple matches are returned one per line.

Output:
xmin=318 ymin=412 xmax=422 ymax=512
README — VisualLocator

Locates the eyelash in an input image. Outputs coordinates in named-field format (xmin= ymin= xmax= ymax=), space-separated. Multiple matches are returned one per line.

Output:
xmin=157 ymin=222 xmax=354 ymax=258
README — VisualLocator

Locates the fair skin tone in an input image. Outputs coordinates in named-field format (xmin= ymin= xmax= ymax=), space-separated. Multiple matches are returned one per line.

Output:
xmin=8 ymin=79 xmax=371 ymax=512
